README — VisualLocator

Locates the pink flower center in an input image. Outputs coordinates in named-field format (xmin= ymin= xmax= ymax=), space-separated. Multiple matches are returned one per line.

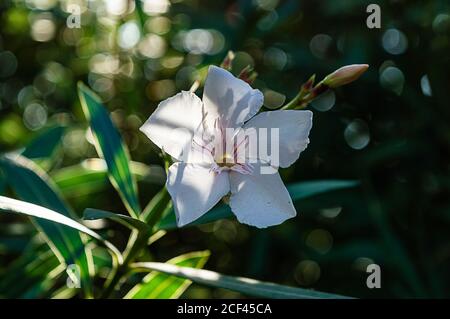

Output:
xmin=192 ymin=117 xmax=253 ymax=175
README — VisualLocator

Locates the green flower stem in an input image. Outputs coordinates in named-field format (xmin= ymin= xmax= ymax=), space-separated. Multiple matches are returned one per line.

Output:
xmin=100 ymin=229 xmax=140 ymax=298
xmin=281 ymin=88 xmax=307 ymax=110
xmin=281 ymin=81 xmax=328 ymax=110
xmin=100 ymin=188 xmax=170 ymax=298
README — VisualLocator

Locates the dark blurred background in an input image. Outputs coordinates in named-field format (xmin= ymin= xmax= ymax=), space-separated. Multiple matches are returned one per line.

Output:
xmin=1 ymin=0 xmax=450 ymax=298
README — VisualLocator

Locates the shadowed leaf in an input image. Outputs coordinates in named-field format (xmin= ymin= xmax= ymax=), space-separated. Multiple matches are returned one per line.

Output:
xmin=21 ymin=125 xmax=65 ymax=159
xmin=157 ymin=180 xmax=359 ymax=230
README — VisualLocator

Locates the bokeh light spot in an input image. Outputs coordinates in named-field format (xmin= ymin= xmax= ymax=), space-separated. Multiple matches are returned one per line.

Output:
xmin=138 ymin=34 xmax=167 ymax=58
xmin=352 ymin=257 xmax=375 ymax=272
xmin=320 ymin=207 xmax=342 ymax=219
xmin=118 ymin=21 xmax=141 ymax=50
xmin=263 ymin=89 xmax=286 ymax=109
xmin=311 ymin=89 xmax=335 ymax=112
xmin=147 ymin=79 xmax=176 ymax=101
xmin=310 ymin=34 xmax=333 ymax=59
xmin=420 ymin=75 xmax=432 ymax=97
xmin=344 ymin=119 xmax=370 ymax=150
xmin=382 ymin=29 xmax=408 ymax=55
xmin=146 ymin=16 xmax=171 ymax=35
xmin=143 ymin=0 xmax=170 ymax=16
xmin=305 ymin=229 xmax=333 ymax=254
xmin=23 ymin=103 xmax=47 ymax=130
xmin=432 ymin=14 xmax=450 ymax=33
xmin=0 ymin=51 xmax=18 ymax=78
xmin=294 ymin=260 xmax=321 ymax=286
xmin=31 ymin=15 xmax=56 ymax=42
xmin=380 ymin=66 xmax=404 ymax=95
xmin=254 ymin=0 xmax=279 ymax=11
xmin=264 ymin=47 xmax=287 ymax=70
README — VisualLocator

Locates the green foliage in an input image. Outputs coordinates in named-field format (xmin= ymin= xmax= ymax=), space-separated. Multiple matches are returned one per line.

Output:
xmin=84 ymin=208 xmax=152 ymax=233
xmin=157 ymin=180 xmax=359 ymax=229
xmin=78 ymin=83 xmax=141 ymax=218
xmin=0 ymin=156 xmax=94 ymax=297
xmin=126 ymin=251 xmax=210 ymax=299
xmin=131 ymin=260 xmax=350 ymax=299
xmin=0 ymin=243 xmax=60 ymax=298
xmin=21 ymin=126 xmax=65 ymax=160
xmin=51 ymin=159 xmax=165 ymax=198
xmin=0 ymin=0 xmax=448 ymax=300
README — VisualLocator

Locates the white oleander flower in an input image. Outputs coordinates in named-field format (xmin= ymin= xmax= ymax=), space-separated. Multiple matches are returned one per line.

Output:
xmin=140 ymin=66 xmax=312 ymax=228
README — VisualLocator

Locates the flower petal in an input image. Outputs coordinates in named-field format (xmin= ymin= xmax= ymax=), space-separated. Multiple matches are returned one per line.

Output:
xmin=140 ymin=91 xmax=204 ymax=161
xmin=203 ymin=66 xmax=263 ymax=129
xmin=243 ymin=110 xmax=313 ymax=168
xmin=229 ymin=163 xmax=296 ymax=228
xmin=167 ymin=162 xmax=230 ymax=227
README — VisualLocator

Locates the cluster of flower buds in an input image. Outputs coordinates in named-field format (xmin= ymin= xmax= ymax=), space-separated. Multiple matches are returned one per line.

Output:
xmin=220 ymin=51 xmax=368 ymax=110
xmin=220 ymin=51 xmax=258 ymax=84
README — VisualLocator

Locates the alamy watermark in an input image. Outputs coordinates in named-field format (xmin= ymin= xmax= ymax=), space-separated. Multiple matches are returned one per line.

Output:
xmin=66 ymin=4 xmax=81 ymax=29
xmin=366 ymin=4 xmax=381 ymax=29
xmin=172 ymin=125 xmax=280 ymax=175
xmin=366 ymin=263 xmax=381 ymax=289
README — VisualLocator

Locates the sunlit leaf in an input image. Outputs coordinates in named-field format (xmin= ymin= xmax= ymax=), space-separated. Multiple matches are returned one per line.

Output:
xmin=148 ymin=230 xmax=166 ymax=245
xmin=78 ymin=82 xmax=141 ymax=217
xmin=51 ymin=286 xmax=78 ymax=299
xmin=0 ymin=194 xmax=122 ymax=264
xmin=131 ymin=261 xmax=352 ymax=299
xmin=157 ymin=180 xmax=359 ymax=229
xmin=142 ymin=188 xmax=171 ymax=226
xmin=126 ymin=251 xmax=210 ymax=299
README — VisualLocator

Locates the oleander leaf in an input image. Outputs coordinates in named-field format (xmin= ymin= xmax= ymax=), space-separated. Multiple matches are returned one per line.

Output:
xmin=0 ymin=195 xmax=122 ymax=264
xmin=157 ymin=180 xmax=359 ymax=229
xmin=78 ymin=82 xmax=141 ymax=217
xmin=125 ymin=251 xmax=210 ymax=299
xmin=0 ymin=155 xmax=94 ymax=297
xmin=21 ymin=125 xmax=65 ymax=159
xmin=131 ymin=262 xmax=352 ymax=299
xmin=83 ymin=208 xmax=151 ymax=233
xmin=51 ymin=159 xmax=165 ymax=198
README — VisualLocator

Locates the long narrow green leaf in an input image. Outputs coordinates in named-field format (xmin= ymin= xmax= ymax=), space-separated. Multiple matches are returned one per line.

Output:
xmin=131 ymin=262 xmax=352 ymax=299
xmin=83 ymin=208 xmax=151 ymax=233
xmin=0 ymin=243 xmax=61 ymax=298
xmin=0 ymin=195 xmax=122 ymax=264
xmin=21 ymin=125 xmax=65 ymax=159
xmin=157 ymin=179 xmax=359 ymax=230
xmin=0 ymin=155 xmax=94 ymax=296
xmin=288 ymin=180 xmax=359 ymax=201
xmin=125 ymin=251 xmax=210 ymax=299
xmin=51 ymin=159 xmax=165 ymax=198
xmin=78 ymin=82 xmax=141 ymax=217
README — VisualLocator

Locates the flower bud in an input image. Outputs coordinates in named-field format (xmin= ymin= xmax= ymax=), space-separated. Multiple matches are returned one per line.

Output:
xmin=238 ymin=65 xmax=257 ymax=84
xmin=302 ymin=74 xmax=316 ymax=91
xmin=322 ymin=64 xmax=369 ymax=88
xmin=220 ymin=51 xmax=235 ymax=71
